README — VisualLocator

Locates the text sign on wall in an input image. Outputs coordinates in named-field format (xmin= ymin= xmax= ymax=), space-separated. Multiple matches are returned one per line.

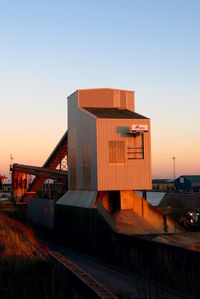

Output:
xmin=131 ymin=124 xmax=148 ymax=133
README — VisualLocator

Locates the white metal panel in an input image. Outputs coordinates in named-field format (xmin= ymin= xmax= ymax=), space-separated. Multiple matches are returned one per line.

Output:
xmin=56 ymin=190 xmax=97 ymax=208
xmin=67 ymin=92 xmax=97 ymax=190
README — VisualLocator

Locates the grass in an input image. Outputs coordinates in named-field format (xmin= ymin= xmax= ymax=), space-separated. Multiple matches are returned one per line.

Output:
xmin=0 ymin=212 xmax=52 ymax=299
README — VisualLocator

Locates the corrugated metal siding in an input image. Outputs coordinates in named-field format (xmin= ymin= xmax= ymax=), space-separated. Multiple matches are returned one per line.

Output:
xmin=67 ymin=92 xmax=97 ymax=190
xmin=78 ymin=88 xmax=135 ymax=111
xmin=68 ymin=89 xmax=151 ymax=192
xmin=97 ymin=119 xmax=152 ymax=191
xmin=56 ymin=190 xmax=97 ymax=208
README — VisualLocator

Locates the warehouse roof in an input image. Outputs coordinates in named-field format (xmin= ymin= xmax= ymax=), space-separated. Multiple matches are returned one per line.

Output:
xmin=84 ymin=108 xmax=148 ymax=119
xmin=176 ymin=175 xmax=200 ymax=182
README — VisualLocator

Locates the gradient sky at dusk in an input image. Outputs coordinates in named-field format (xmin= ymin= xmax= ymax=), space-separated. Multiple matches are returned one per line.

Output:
xmin=0 ymin=0 xmax=200 ymax=179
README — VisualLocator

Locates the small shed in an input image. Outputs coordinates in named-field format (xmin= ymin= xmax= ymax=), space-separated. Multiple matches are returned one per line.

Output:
xmin=174 ymin=175 xmax=200 ymax=192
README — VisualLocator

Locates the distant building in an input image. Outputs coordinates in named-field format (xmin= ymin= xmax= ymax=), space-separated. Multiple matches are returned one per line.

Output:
xmin=2 ymin=181 xmax=11 ymax=193
xmin=0 ymin=175 xmax=8 ymax=191
xmin=0 ymin=175 xmax=8 ymax=183
xmin=174 ymin=175 xmax=200 ymax=192
xmin=152 ymin=179 xmax=174 ymax=191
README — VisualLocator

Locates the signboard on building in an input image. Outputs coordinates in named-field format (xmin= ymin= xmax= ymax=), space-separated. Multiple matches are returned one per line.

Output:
xmin=131 ymin=125 xmax=148 ymax=133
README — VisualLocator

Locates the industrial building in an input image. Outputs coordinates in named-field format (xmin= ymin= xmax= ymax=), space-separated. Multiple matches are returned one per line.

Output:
xmin=59 ymin=88 xmax=151 ymax=202
xmin=174 ymin=175 xmax=200 ymax=192
xmin=56 ymin=88 xmax=180 ymax=234
xmin=7 ymin=88 xmax=195 ymax=297
xmin=10 ymin=88 xmax=181 ymax=234
xmin=152 ymin=179 xmax=174 ymax=191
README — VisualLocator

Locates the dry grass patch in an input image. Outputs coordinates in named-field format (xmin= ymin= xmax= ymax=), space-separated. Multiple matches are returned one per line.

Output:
xmin=0 ymin=212 xmax=46 ymax=258
xmin=0 ymin=212 xmax=51 ymax=299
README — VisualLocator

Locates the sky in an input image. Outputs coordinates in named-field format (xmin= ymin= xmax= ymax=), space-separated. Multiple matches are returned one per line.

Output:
xmin=0 ymin=0 xmax=200 ymax=179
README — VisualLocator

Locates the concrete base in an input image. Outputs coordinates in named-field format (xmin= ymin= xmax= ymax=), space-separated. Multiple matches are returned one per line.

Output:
xmin=99 ymin=190 xmax=183 ymax=234
xmin=55 ymin=189 xmax=182 ymax=234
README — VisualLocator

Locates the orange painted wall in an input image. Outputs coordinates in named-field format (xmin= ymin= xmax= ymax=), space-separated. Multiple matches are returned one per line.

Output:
xmin=120 ymin=191 xmax=181 ymax=233
xmin=78 ymin=88 xmax=135 ymax=111
xmin=97 ymin=118 xmax=152 ymax=191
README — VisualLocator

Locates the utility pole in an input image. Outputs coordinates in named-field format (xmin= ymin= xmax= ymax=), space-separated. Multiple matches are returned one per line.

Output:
xmin=10 ymin=154 xmax=14 ymax=181
xmin=10 ymin=154 xmax=14 ymax=165
xmin=172 ymin=157 xmax=176 ymax=180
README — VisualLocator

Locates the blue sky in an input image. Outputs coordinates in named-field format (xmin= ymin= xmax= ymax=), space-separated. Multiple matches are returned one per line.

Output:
xmin=0 ymin=0 xmax=200 ymax=178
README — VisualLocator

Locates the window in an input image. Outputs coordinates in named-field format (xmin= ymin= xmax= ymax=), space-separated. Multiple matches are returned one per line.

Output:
xmin=109 ymin=141 xmax=125 ymax=164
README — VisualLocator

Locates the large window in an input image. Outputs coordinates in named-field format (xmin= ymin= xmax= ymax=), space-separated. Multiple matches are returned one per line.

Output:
xmin=109 ymin=141 xmax=125 ymax=164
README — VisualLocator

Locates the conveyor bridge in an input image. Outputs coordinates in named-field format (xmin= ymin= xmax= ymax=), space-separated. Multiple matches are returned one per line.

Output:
xmin=10 ymin=131 xmax=68 ymax=201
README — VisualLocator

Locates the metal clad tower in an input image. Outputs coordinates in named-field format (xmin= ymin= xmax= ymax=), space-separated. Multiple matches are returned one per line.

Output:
xmin=56 ymin=88 xmax=181 ymax=234
xmin=68 ymin=88 xmax=151 ymax=192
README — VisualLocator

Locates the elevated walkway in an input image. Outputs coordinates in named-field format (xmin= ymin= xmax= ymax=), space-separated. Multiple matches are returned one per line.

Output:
xmin=11 ymin=164 xmax=67 ymax=180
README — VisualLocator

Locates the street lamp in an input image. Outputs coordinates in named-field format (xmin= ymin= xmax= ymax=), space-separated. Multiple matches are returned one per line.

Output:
xmin=172 ymin=157 xmax=176 ymax=180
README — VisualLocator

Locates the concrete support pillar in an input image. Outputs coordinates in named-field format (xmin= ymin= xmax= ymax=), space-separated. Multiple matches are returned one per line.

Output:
xmin=120 ymin=190 xmax=139 ymax=210
xmin=142 ymin=190 xmax=147 ymax=200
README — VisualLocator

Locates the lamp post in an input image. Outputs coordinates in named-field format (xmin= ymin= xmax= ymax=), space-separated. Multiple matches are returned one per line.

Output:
xmin=172 ymin=157 xmax=176 ymax=180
